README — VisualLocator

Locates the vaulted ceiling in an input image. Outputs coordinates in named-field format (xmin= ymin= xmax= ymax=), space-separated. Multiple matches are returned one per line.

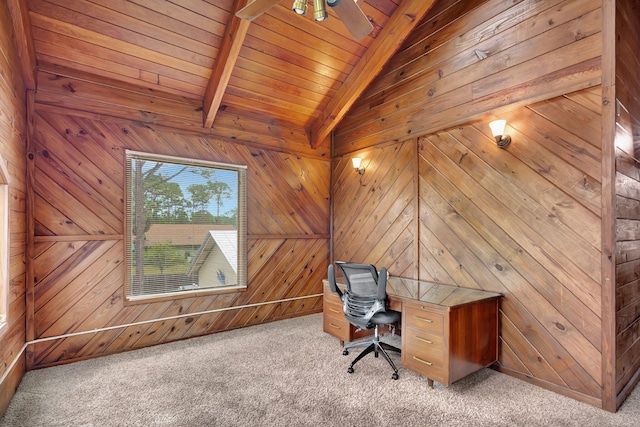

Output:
xmin=8 ymin=0 xmax=436 ymax=148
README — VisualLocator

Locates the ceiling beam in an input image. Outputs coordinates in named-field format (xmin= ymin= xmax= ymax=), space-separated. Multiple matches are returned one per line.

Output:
xmin=310 ymin=0 xmax=437 ymax=148
xmin=203 ymin=0 xmax=251 ymax=128
xmin=6 ymin=0 xmax=37 ymax=91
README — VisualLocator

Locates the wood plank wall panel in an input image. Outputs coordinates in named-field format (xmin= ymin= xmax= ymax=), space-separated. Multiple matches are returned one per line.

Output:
xmin=332 ymin=140 xmax=417 ymax=279
xmin=331 ymin=0 xmax=611 ymax=408
xmin=613 ymin=0 xmax=640 ymax=406
xmin=26 ymin=0 xmax=401 ymax=133
xmin=0 ymin=1 xmax=28 ymax=416
xmin=333 ymin=0 xmax=602 ymax=156
xmin=27 ymin=0 xmax=223 ymax=100
xmin=332 ymin=89 xmax=604 ymax=403
xmin=29 ymin=108 xmax=329 ymax=367
xmin=418 ymin=94 xmax=603 ymax=399
xmin=34 ymin=64 xmax=328 ymax=160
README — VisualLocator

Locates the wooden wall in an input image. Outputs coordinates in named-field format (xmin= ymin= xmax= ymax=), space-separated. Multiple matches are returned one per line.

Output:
xmin=416 ymin=97 xmax=602 ymax=402
xmin=33 ymin=63 xmax=326 ymax=161
xmin=613 ymin=0 xmax=640 ymax=409
xmin=26 ymin=69 xmax=330 ymax=367
xmin=333 ymin=0 xmax=610 ymax=408
xmin=2 ymin=0 xmax=637 ymax=416
xmin=0 ymin=1 xmax=28 ymax=416
xmin=333 ymin=139 xmax=418 ymax=278
xmin=334 ymin=0 xmax=602 ymax=157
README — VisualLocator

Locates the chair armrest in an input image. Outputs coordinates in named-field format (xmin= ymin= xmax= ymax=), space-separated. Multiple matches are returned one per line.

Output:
xmin=328 ymin=264 xmax=343 ymax=301
xmin=377 ymin=267 xmax=388 ymax=301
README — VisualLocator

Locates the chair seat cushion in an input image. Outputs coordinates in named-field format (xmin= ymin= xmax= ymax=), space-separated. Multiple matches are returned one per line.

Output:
xmin=370 ymin=310 xmax=400 ymax=325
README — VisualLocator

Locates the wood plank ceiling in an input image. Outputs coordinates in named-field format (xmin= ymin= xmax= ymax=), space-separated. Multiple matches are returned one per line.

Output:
xmin=21 ymin=0 xmax=433 ymax=147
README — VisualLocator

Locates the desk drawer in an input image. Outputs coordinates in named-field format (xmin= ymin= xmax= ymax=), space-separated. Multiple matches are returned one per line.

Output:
xmin=405 ymin=331 xmax=444 ymax=362
xmin=323 ymin=295 xmax=347 ymax=339
xmin=323 ymin=296 xmax=374 ymax=342
xmin=323 ymin=312 xmax=350 ymax=342
xmin=323 ymin=297 xmax=344 ymax=318
xmin=404 ymin=350 xmax=445 ymax=383
xmin=404 ymin=304 xmax=444 ymax=335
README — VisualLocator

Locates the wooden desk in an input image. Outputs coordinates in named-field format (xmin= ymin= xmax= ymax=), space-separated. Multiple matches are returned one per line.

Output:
xmin=323 ymin=276 xmax=501 ymax=388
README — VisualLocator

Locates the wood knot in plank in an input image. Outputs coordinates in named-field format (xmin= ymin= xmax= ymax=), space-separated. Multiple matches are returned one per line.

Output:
xmin=474 ymin=49 xmax=488 ymax=60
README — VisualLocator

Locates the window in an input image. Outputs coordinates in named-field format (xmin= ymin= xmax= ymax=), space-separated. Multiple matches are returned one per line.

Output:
xmin=125 ymin=151 xmax=247 ymax=301
xmin=0 ymin=156 xmax=8 ymax=332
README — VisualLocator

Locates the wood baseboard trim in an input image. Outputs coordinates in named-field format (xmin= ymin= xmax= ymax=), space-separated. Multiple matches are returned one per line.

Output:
xmin=494 ymin=365 xmax=604 ymax=410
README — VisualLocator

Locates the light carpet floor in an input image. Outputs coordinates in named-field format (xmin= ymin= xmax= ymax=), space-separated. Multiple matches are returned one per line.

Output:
xmin=1 ymin=313 xmax=639 ymax=426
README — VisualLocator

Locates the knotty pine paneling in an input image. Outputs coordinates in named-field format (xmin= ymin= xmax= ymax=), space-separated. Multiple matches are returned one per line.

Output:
xmin=26 ymin=0 xmax=403 ymax=135
xmin=419 ymin=105 xmax=603 ymax=397
xmin=34 ymin=64 xmax=329 ymax=160
xmin=613 ymin=0 xmax=640 ymax=405
xmin=0 ymin=1 xmax=28 ymax=417
xmin=331 ymin=1 xmax=613 ymax=407
xmin=332 ymin=140 xmax=417 ymax=279
xmin=333 ymin=88 xmax=605 ymax=404
xmin=334 ymin=0 xmax=602 ymax=155
xmin=29 ymin=109 xmax=330 ymax=367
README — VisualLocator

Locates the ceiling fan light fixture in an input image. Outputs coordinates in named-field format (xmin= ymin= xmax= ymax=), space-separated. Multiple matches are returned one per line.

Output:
xmin=313 ymin=0 xmax=328 ymax=21
xmin=292 ymin=0 xmax=307 ymax=15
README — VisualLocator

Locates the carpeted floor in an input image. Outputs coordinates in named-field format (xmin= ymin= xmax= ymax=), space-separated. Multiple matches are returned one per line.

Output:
xmin=1 ymin=313 xmax=639 ymax=426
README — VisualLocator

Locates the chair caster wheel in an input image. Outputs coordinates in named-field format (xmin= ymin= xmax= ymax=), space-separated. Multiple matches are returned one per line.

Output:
xmin=347 ymin=367 xmax=354 ymax=374
xmin=343 ymin=350 xmax=349 ymax=356
xmin=392 ymin=373 xmax=399 ymax=380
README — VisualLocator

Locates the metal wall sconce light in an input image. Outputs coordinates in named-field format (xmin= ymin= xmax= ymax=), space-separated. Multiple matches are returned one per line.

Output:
xmin=489 ymin=120 xmax=511 ymax=148
xmin=352 ymin=157 xmax=365 ymax=186
xmin=352 ymin=157 xmax=365 ymax=175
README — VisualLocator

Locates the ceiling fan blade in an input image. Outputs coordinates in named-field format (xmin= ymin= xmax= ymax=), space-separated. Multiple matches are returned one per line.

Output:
xmin=236 ymin=0 xmax=281 ymax=21
xmin=328 ymin=0 xmax=374 ymax=41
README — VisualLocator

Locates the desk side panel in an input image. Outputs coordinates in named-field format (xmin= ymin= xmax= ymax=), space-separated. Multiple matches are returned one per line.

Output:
xmin=449 ymin=298 xmax=499 ymax=383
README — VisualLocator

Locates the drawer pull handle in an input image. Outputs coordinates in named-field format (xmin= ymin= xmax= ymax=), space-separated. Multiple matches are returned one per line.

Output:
xmin=329 ymin=308 xmax=340 ymax=314
xmin=329 ymin=323 xmax=341 ymax=329
xmin=413 ymin=356 xmax=433 ymax=366
xmin=414 ymin=336 xmax=433 ymax=344
xmin=413 ymin=315 xmax=433 ymax=323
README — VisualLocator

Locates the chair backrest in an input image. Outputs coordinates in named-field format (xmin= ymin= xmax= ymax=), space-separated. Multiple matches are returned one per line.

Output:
xmin=338 ymin=262 xmax=379 ymax=297
xmin=335 ymin=262 xmax=388 ymax=330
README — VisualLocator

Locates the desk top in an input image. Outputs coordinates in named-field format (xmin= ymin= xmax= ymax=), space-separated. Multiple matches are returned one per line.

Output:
xmin=385 ymin=276 xmax=502 ymax=308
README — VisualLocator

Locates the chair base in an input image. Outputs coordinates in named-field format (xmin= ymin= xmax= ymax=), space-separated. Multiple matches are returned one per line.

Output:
xmin=343 ymin=325 xmax=401 ymax=380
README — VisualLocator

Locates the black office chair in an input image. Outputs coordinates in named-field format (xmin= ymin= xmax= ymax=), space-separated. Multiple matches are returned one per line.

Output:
xmin=327 ymin=262 xmax=401 ymax=380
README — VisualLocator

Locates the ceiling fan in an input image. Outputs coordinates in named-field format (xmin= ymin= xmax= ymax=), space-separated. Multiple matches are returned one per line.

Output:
xmin=236 ymin=0 xmax=374 ymax=41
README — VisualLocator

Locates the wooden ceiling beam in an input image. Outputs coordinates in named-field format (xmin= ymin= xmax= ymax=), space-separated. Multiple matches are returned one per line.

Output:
xmin=203 ymin=0 xmax=251 ymax=128
xmin=310 ymin=0 xmax=437 ymax=148
xmin=6 ymin=0 xmax=37 ymax=90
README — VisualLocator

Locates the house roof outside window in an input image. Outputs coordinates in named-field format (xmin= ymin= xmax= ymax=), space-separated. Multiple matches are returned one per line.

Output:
xmin=187 ymin=230 xmax=238 ymax=276
xmin=144 ymin=224 xmax=235 ymax=247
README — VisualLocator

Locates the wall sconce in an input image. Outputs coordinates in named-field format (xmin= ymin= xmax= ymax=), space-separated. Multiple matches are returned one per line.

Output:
xmin=352 ymin=157 xmax=365 ymax=175
xmin=488 ymin=120 xmax=511 ymax=148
